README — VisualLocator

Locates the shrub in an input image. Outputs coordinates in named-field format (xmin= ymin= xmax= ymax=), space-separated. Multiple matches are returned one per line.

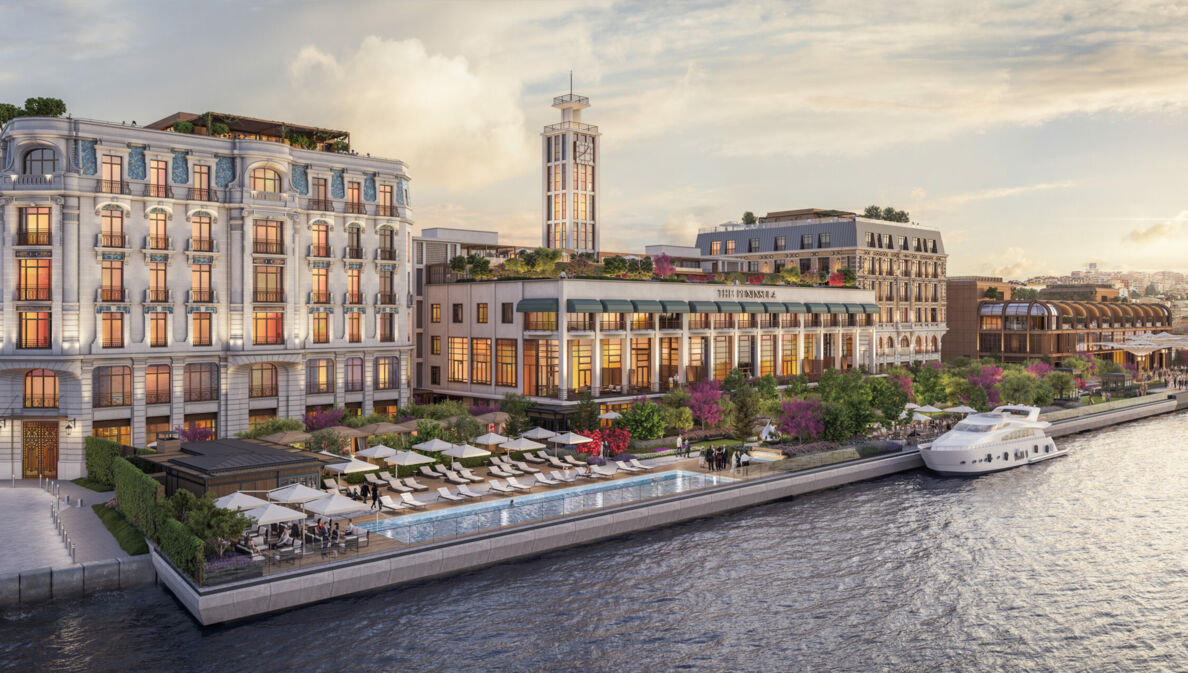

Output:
xmin=308 ymin=428 xmax=349 ymax=455
xmin=468 ymin=403 xmax=500 ymax=416
xmin=620 ymin=400 xmax=666 ymax=440
xmin=776 ymin=441 xmax=840 ymax=457
xmin=303 ymin=406 xmax=345 ymax=431
xmin=112 ymin=457 xmax=162 ymax=540
xmin=609 ymin=452 xmax=636 ymax=462
xmin=236 ymin=416 xmax=304 ymax=439
xmin=91 ymin=504 xmax=149 ymax=555
xmin=585 ymin=456 xmax=607 ymax=466
xmin=172 ymin=120 xmax=194 ymax=133
xmin=84 ymin=435 xmax=121 ymax=486
xmin=176 ymin=424 xmax=214 ymax=442
xmin=158 ymin=516 xmax=205 ymax=582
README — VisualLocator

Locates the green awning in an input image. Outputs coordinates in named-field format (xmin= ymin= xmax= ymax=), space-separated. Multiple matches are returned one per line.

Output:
xmin=826 ymin=303 xmax=847 ymax=314
xmin=566 ymin=299 xmax=603 ymax=313
xmin=516 ymin=298 xmax=558 ymax=313
xmin=661 ymin=300 xmax=690 ymax=313
xmin=601 ymin=299 xmax=634 ymax=313
xmin=740 ymin=301 xmax=765 ymax=313
xmin=862 ymin=303 xmax=880 ymax=314
xmin=688 ymin=300 xmax=718 ymax=313
xmin=784 ymin=302 xmax=807 ymax=314
xmin=632 ymin=299 xmax=664 ymax=313
xmin=844 ymin=303 xmax=866 ymax=314
xmin=806 ymin=302 xmax=828 ymax=314
xmin=716 ymin=300 xmax=743 ymax=313
xmin=763 ymin=302 xmax=787 ymax=314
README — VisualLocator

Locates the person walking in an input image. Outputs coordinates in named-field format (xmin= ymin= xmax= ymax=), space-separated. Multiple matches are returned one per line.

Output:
xmin=370 ymin=483 xmax=379 ymax=510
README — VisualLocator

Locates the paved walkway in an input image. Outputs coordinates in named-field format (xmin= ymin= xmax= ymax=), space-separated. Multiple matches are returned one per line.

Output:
xmin=0 ymin=480 xmax=129 ymax=575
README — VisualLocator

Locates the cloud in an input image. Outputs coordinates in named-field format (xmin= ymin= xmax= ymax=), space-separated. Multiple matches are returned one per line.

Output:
xmin=288 ymin=37 xmax=534 ymax=190
xmin=942 ymin=181 xmax=1075 ymax=206
xmin=991 ymin=247 xmax=1034 ymax=279
xmin=1122 ymin=211 xmax=1188 ymax=244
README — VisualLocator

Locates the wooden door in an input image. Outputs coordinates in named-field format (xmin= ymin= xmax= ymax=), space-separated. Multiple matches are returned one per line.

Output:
xmin=21 ymin=421 xmax=58 ymax=479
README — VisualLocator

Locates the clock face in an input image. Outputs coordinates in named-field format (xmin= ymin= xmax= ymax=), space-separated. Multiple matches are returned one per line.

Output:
xmin=576 ymin=136 xmax=593 ymax=164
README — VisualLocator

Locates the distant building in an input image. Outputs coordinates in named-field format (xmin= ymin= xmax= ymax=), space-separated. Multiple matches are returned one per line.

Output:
xmin=976 ymin=300 xmax=1171 ymax=366
xmin=1038 ymin=284 xmax=1119 ymax=302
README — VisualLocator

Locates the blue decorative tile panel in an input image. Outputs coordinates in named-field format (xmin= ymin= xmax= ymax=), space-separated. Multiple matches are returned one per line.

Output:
xmin=312 ymin=261 xmax=331 ymax=269
xmin=101 ymin=252 xmax=125 ymax=261
xmin=344 ymin=307 xmax=366 ymax=314
xmin=185 ymin=306 xmax=217 ymax=314
xmin=348 ymin=262 xmax=363 ymax=270
xmin=376 ymin=306 xmax=400 ymax=314
xmin=379 ymin=264 xmax=395 ymax=272
xmin=127 ymin=145 xmax=146 ymax=180
xmin=79 ymin=140 xmax=97 ymax=175
xmin=96 ymin=305 xmax=131 ymax=314
xmin=193 ymin=256 xmax=214 ymax=265
xmin=143 ymin=306 xmax=174 ymax=314
xmin=308 ymin=307 xmax=335 ymax=314
xmin=149 ymin=254 xmax=170 ymax=263
xmin=363 ymin=173 xmax=376 ymax=202
xmin=215 ymin=156 xmax=235 ymax=188
xmin=291 ymin=164 xmax=309 ymax=195
xmin=331 ymin=169 xmax=345 ymax=199
xmin=171 ymin=151 xmax=189 ymax=184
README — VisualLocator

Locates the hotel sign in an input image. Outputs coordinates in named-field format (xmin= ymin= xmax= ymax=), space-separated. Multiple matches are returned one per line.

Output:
xmin=715 ymin=288 xmax=777 ymax=299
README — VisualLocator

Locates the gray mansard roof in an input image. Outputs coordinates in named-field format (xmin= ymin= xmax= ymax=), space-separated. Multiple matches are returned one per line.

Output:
xmin=694 ymin=215 xmax=945 ymax=256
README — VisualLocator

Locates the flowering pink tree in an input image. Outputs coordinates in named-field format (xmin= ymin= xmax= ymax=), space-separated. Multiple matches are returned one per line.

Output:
xmin=778 ymin=398 xmax=824 ymax=441
xmin=303 ymin=406 xmax=345 ymax=432
xmin=653 ymin=253 xmax=675 ymax=278
xmin=689 ymin=379 xmax=724 ymax=428
xmin=889 ymin=374 xmax=914 ymax=402
xmin=175 ymin=424 xmax=214 ymax=442
xmin=967 ymin=365 xmax=1003 ymax=407
xmin=1026 ymin=361 xmax=1054 ymax=378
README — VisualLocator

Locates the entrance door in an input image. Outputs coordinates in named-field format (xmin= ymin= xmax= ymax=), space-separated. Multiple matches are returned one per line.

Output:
xmin=22 ymin=421 xmax=59 ymax=479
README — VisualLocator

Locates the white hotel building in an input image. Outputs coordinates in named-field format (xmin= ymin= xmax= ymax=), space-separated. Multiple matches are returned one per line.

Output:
xmin=0 ymin=113 xmax=413 ymax=480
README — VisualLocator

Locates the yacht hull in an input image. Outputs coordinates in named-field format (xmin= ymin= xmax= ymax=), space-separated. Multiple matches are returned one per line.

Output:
xmin=920 ymin=442 xmax=1066 ymax=476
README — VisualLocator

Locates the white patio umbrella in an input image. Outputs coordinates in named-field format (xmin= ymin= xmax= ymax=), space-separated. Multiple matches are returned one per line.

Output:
xmin=213 ymin=492 xmax=269 ymax=511
xmin=944 ymin=405 xmax=978 ymax=414
xmin=472 ymin=432 xmax=509 ymax=446
xmin=267 ymin=483 xmax=326 ymax=504
xmin=912 ymin=412 xmax=933 ymax=423
xmin=598 ymin=411 xmax=622 ymax=420
xmin=355 ymin=444 xmax=397 ymax=460
xmin=304 ymin=493 xmax=368 ymax=517
xmin=904 ymin=403 xmax=920 ymax=410
xmin=549 ymin=431 xmax=593 ymax=446
xmin=915 ymin=405 xmax=943 ymax=413
xmin=325 ymin=458 xmax=377 ymax=474
xmin=412 ymin=438 xmax=453 ymax=452
xmin=521 ymin=427 xmax=557 ymax=441
xmin=244 ymin=503 xmax=306 ymax=525
xmin=442 ymin=443 xmax=492 ymax=459
xmin=898 ymin=409 xmax=910 ymax=420
xmin=499 ymin=437 xmax=546 ymax=452
xmin=385 ymin=450 xmax=436 ymax=466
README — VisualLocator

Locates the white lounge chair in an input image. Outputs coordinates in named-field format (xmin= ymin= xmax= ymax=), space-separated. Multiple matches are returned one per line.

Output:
xmin=489 ymin=464 xmax=516 ymax=478
xmin=420 ymin=465 xmax=444 ymax=479
xmin=593 ymin=465 xmax=618 ymax=478
xmin=437 ymin=487 xmax=464 ymax=502
xmin=488 ymin=479 xmax=515 ymax=494
xmin=563 ymin=456 xmax=585 ymax=467
xmin=551 ymin=470 xmax=577 ymax=483
xmin=379 ymin=471 xmax=395 ymax=481
xmin=323 ymin=478 xmax=341 ymax=492
xmin=403 ymin=477 xmax=429 ymax=491
xmin=401 ymin=492 xmax=429 ymax=509
xmin=521 ymin=452 xmax=547 ymax=464
xmin=456 ymin=484 xmax=484 ymax=499
xmin=506 ymin=477 xmax=534 ymax=491
xmin=533 ymin=451 xmax=552 ymax=463
xmin=365 ymin=473 xmax=384 ymax=486
xmin=546 ymin=456 xmax=569 ymax=470
xmin=574 ymin=467 xmax=595 ymax=479
xmin=379 ymin=495 xmax=405 ymax=512
xmin=629 ymin=459 xmax=654 ymax=471
xmin=457 ymin=466 xmax=485 ymax=483
xmin=534 ymin=472 xmax=560 ymax=486
xmin=616 ymin=461 xmax=642 ymax=472
xmin=510 ymin=460 xmax=541 ymax=474
xmin=441 ymin=470 xmax=471 ymax=485
xmin=386 ymin=478 xmax=413 ymax=493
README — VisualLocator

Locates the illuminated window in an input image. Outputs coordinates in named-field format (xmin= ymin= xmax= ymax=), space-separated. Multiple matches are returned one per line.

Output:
xmin=348 ymin=312 xmax=361 ymax=343
xmin=249 ymin=363 xmax=278 ymax=397
xmin=250 ymin=167 xmax=281 ymax=192
xmin=710 ymin=241 xmax=721 ymax=255
xmin=311 ymin=223 xmax=329 ymax=256
xmin=311 ymin=312 xmax=329 ymax=343
xmin=92 ymin=420 xmax=131 ymax=446
xmin=101 ymin=208 xmax=124 ymax=246
xmin=476 ymin=303 xmax=488 ymax=324
xmin=496 ymin=339 xmax=517 ymax=387
xmin=253 ymin=312 xmax=284 ymax=345
xmin=149 ymin=160 xmax=168 ymax=197
xmin=471 ymin=338 xmax=491 ymax=384
xmin=191 ymin=214 xmax=212 ymax=252
xmin=448 ymin=337 xmax=468 ymax=382
xmin=192 ymin=312 xmax=212 ymax=346
xmin=148 ymin=211 xmax=168 ymax=248
xmin=379 ymin=313 xmax=394 ymax=342
xmin=345 ymin=357 xmax=363 ymax=392
xmin=431 ymin=336 xmax=440 ymax=355
xmin=725 ymin=240 xmax=735 ymax=254
xmin=306 ymin=358 xmax=334 ymax=394
xmin=253 ymin=265 xmax=284 ymax=302
xmin=18 ymin=206 xmax=51 ymax=245
xmin=94 ymin=366 xmax=132 ymax=407
xmin=17 ymin=259 xmax=51 ymax=301
xmin=375 ymin=357 xmax=397 ymax=390
xmin=252 ymin=219 xmax=284 ymax=254
xmin=146 ymin=365 xmax=171 ymax=404
xmin=430 ymin=303 xmax=441 ymax=323
xmin=149 ymin=312 xmax=168 ymax=347
xmin=184 ymin=363 xmax=218 ymax=401
xmin=101 ymin=313 xmax=123 ymax=348
xmin=23 ymin=369 xmax=57 ymax=408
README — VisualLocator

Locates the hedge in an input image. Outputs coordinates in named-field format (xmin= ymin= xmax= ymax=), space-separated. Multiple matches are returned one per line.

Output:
xmin=84 ymin=436 xmax=122 ymax=486
xmin=158 ymin=517 xmax=206 ymax=583
xmin=112 ymin=457 xmax=162 ymax=540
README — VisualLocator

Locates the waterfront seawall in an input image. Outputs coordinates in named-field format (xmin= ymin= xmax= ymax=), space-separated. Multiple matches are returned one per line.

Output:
xmin=0 ymin=555 xmax=156 ymax=608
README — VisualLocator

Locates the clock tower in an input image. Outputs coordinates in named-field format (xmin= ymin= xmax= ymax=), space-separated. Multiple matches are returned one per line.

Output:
xmin=542 ymin=88 xmax=600 ymax=256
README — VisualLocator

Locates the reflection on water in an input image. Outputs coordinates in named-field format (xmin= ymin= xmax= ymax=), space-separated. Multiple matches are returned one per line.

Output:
xmin=5 ymin=413 xmax=1188 ymax=672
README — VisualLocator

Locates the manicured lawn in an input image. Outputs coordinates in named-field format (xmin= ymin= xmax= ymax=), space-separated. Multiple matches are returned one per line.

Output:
xmin=72 ymin=477 xmax=114 ymax=492
xmin=91 ymin=504 xmax=149 ymax=556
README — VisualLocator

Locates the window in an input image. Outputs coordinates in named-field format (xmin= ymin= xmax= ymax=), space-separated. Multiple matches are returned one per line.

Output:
xmin=524 ymin=312 xmax=557 ymax=331
xmin=101 ymin=313 xmax=123 ymax=348
xmin=347 ymin=268 xmax=361 ymax=303
xmin=866 ymin=232 xmax=875 ymax=247
xmin=183 ymin=414 xmax=217 ymax=441
xmin=748 ymin=238 xmax=760 ymax=252
xmin=249 ymin=363 xmax=278 ymax=397
xmin=253 ymin=312 xmax=284 ymax=345
xmin=253 ymin=219 xmax=284 ymax=254
xmin=379 ymin=184 xmax=394 ymax=215
xmin=501 ymin=303 xmax=513 ymax=323
xmin=311 ymin=223 xmax=329 ymax=257
xmin=146 ymin=365 xmax=171 ymax=404
xmin=448 ymin=337 xmax=468 ymax=382
xmin=95 ymin=366 xmax=132 ymax=407
xmin=378 ymin=227 xmax=396 ymax=260
xmin=452 ymin=303 xmax=463 ymax=323
xmin=191 ymin=263 xmax=212 ymax=303
xmin=100 ymin=260 xmax=124 ymax=301
xmin=92 ymin=420 xmax=131 ymax=446
xmin=24 ymin=148 xmax=57 ymax=174
xmin=250 ymin=167 xmax=281 ymax=192
xmin=818 ymin=233 xmax=831 ymax=248
xmin=191 ymin=214 xmax=213 ymax=252
xmin=725 ymin=240 xmax=736 ymax=254
xmin=306 ymin=359 xmax=334 ymax=394
xmin=193 ymin=165 xmax=211 ymax=200
xmin=149 ymin=159 xmax=168 ymax=197
xmin=24 ymin=369 xmax=58 ymax=408
xmin=476 ymin=303 xmax=488 ymax=324
xmin=311 ymin=312 xmax=330 ymax=343
xmin=348 ymin=312 xmax=361 ymax=343
xmin=496 ymin=339 xmax=517 ymax=387
xmin=346 ymin=225 xmax=363 ymax=259
xmin=430 ymin=366 xmax=441 ymax=385
xmin=313 ymin=177 xmax=328 ymax=204
xmin=774 ymin=236 xmax=786 ymax=251
xmin=311 ymin=267 xmax=329 ymax=303
xmin=18 ymin=259 xmax=51 ymax=301
xmin=253 ymin=265 xmax=284 ymax=302
xmin=710 ymin=241 xmax=722 ymax=255
xmin=347 ymin=181 xmax=362 ymax=213
xmin=191 ymin=312 xmax=212 ymax=346
xmin=101 ymin=155 xmax=123 ymax=192
xmin=184 ymin=363 xmax=218 ymax=401
xmin=471 ymin=338 xmax=491 ymax=384
xmin=800 ymin=234 xmax=813 ymax=249
xmin=100 ymin=208 xmax=125 ymax=247
xmin=345 ymin=357 xmax=363 ymax=392
xmin=431 ymin=336 xmax=441 ymax=355
xmin=379 ymin=313 xmax=395 ymax=342
xmin=146 ymin=261 xmax=167 ymax=302
xmin=18 ymin=206 xmax=51 ymax=245
xmin=149 ymin=312 xmax=168 ymax=347
xmin=375 ymin=357 xmax=397 ymax=390
xmin=431 ymin=304 xmax=441 ymax=323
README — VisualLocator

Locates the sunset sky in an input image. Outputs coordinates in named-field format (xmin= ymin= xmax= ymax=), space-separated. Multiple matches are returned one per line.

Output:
xmin=10 ymin=0 xmax=1188 ymax=278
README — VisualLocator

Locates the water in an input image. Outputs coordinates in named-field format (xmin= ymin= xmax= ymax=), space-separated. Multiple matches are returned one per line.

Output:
xmin=359 ymin=470 xmax=732 ymax=543
xmin=6 ymin=413 xmax=1188 ymax=672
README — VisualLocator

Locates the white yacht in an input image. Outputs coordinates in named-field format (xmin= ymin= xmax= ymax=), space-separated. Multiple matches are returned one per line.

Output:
xmin=919 ymin=405 xmax=1064 ymax=476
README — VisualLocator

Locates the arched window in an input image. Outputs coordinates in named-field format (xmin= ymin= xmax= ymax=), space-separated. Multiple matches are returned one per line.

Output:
xmin=306 ymin=358 xmax=334 ymax=394
xmin=24 ymin=369 xmax=58 ymax=408
xmin=249 ymin=363 xmax=278 ymax=397
xmin=900 ymin=336 xmax=910 ymax=349
xmin=250 ymin=167 xmax=281 ymax=193
xmin=24 ymin=148 xmax=57 ymax=174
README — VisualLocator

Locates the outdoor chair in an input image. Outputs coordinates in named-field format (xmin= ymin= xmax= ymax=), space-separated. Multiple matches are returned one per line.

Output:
xmin=488 ymin=479 xmax=515 ymax=494
xmin=489 ymin=464 xmax=516 ymax=478
xmin=365 ymin=473 xmax=384 ymax=486
xmin=403 ymin=477 xmax=430 ymax=491
xmin=616 ymin=461 xmax=642 ymax=472
xmin=384 ymin=477 xmax=412 ymax=493
xmin=522 ymin=452 xmax=547 ymax=464
xmin=442 ymin=470 xmax=471 ymax=486
xmin=593 ymin=465 xmax=619 ymax=478
xmin=401 ymin=492 xmax=430 ymax=509
xmin=551 ymin=470 xmax=577 ymax=483
xmin=546 ymin=456 xmax=569 ymax=470
xmin=629 ymin=459 xmax=654 ymax=471
xmin=533 ymin=451 xmax=553 ymax=462
xmin=533 ymin=472 xmax=561 ymax=486
xmin=510 ymin=459 xmax=541 ymax=474
xmin=564 ymin=456 xmax=585 ymax=467
xmin=574 ymin=467 xmax=595 ymax=479
xmin=506 ymin=476 xmax=534 ymax=490
xmin=437 ymin=487 xmax=465 ymax=502
xmin=456 ymin=484 xmax=484 ymax=499
xmin=323 ymin=478 xmax=340 ymax=491
xmin=420 ymin=466 xmax=444 ymax=480
xmin=380 ymin=495 xmax=406 ymax=512
xmin=455 ymin=465 xmax=485 ymax=483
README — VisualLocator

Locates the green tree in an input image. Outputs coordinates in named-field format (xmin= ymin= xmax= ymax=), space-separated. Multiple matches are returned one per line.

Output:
xmin=603 ymin=255 xmax=628 ymax=276
xmin=779 ymin=266 xmax=802 ymax=284
xmin=840 ymin=268 xmax=857 ymax=286
xmin=571 ymin=391 xmax=601 ymax=432
xmin=1011 ymin=287 xmax=1039 ymax=300
xmin=1032 ymin=378 xmax=1055 ymax=406
xmin=308 ymin=429 xmax=349 ymax=455
xmin=741 ymin=211 xmax=757 ymax=225
xmin=722 ymin=368 xmax=748 ymax=395
xmin=1061 ymin=355 xmax=1092 ymax=380
xmin=163 ymin=490 xmax=250 ymax=558
xmin=997 ymin=369 xmax=1038 ymax=405
xmin=415 ymin=419 xmax=443 ymax=441
xmin=0 ymin=103 xmax=22 ymax=125
xmin=815 ymin=369 xmax=875 ymax=436
xmin=661 ymin=385 xmax=690 ymax=410
xmin=448 ymin=255 xmax=468 ymax=275
xmin=911 ymin=364 xmax=947 ymax=406
xmin=20 ymin=97 xmax=67 ymax=118
xmin=729 ymin=385 xmax=761 ymax=441
xmin=663 ymin=406 xmax=694 ymax=435
xmin=869 ymin=376 xmax=909 ymax=428
xmin=500 ymin=393 xmax=533 ymax=435
xmin=756 ymin=374 xmax=779 ymax=401
xmin=620 ymin=400 xmax=666 ymax=440
xmin=1045 ymin=371 xmax=1074 ymax=399
xmin=470 ymin=256 xmax=492 ymax=279
xmin=984 ymin=287 xmax=1001 ymax=299
xmin=1096 ymin=358 xmax=1124 ymax=375
xmin=819 ymin=401 xmax=854 ymax=441
xmin=782 ymin=374 xmax=810 ymax=398
xmin=236 ymin=416 xmax=305 ymax=439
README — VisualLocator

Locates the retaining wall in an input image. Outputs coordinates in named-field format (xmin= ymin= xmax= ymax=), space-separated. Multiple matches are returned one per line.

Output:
xmin=0 ymin=555 xmax=156 ymax=608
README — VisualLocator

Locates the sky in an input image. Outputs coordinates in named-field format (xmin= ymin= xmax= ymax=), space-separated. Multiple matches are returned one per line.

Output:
xmin=8 ymin=0 xmax=1188 ymax=279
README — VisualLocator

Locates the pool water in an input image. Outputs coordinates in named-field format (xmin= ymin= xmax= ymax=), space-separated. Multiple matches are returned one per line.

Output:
xmin=358 ymin=470 xmax=732 ymax=544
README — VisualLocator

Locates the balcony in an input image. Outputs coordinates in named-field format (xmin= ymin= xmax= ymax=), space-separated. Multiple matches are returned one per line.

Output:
xmin=95 ymin=180 xmax=130 ymax=195
xmin=146 ymin=390 xmax=171 ymax=405
xmin=96 ymin=233 xmax=127 ymax=249
xmin=188 ymin=289 xmax=215 ymax=303
xmin=145 ymin=235 xmax=172 ymax=251
xmin=377 ymin=205 xmax=397 ymax=217
xmin=376 ymin=292 xmax=398 ymax=305
xmin=344 ymin=246 xmax=364 ymax=260
xmin=17 ymin=287 xmax=51 ymax=301
xmin=185 ymin=385 xmax=218 ymax=403
xmin=253 ymin=240 xmax=285 ymax=255
xmin=306 ymin=198 xmax=334 ymax=212
xmin=94 ymin=392 xmax=131 ymax=407
xmin=253 ymin=290 xmax=285 ymax=303
xmin=143 ymin=184 xmax=173 ymax=198
xmin=144 ymin=288 xmax=172 ymax=303
xmin=309 ymin=291 xmax=331 ymax=304
xmin=7 ymin=174 xmax=61 ymax=190
xmin=544 ymin=120 xmax=599 ymax=134
xmin=189 ymin=237 xmax=215 ymax=253
xmin=186 ymin=187 xmax=221 ymax=203
xmin=376 ymin=248 xmax=397 ymax=261
xmin=249 ymin=385 xmax=278 ymax=398
xmin=308 ymin=244 xmax=331 ymax=258
xmin=345 ymin=202 xmax=365 ymax=215
xmin=23 ymin=393 xmax=58 ymax=409
xmin=249 ymin=190 xmax=285 ymax=202
xmin=344 ymin=292 xmax=364 ymax=305
xmin=98 ymin=287 xmax=126 ymax=302
xmin=18 ymin=336 xmax=51 ymax=350
xmin=16 ymin=231 xmax=51 ymax=246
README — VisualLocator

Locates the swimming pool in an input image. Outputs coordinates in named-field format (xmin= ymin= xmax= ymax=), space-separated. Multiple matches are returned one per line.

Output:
xmin=357 ymin=470 xmax=733 ymax=544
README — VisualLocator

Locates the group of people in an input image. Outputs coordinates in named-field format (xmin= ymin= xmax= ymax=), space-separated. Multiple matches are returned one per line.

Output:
xmin=699 ymin=445 xmax=750 ymax=474
xmin=351 ymin=482 xmax=382 ymax=510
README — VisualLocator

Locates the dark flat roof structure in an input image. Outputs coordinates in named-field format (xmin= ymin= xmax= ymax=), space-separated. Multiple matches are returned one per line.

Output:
xmin=164 ymin=438 xmax=324 ymax=475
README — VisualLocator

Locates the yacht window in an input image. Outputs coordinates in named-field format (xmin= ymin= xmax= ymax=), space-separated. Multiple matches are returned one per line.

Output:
xmin=1003 ymin=452 xmax=1009 ymax=461
xmin=954 ymin=421 xmax=995 ymax=433
xmin=985 ymin=454 xmax=992 ymax=462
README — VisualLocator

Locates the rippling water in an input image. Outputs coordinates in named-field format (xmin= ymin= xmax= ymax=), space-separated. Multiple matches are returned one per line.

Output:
xmin=6 ymin=413 xmax=1188 ymax=673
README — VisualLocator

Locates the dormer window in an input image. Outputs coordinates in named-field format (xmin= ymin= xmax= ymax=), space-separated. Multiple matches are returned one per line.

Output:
xmin=24 ymin=148 xmax=56 ymax=174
